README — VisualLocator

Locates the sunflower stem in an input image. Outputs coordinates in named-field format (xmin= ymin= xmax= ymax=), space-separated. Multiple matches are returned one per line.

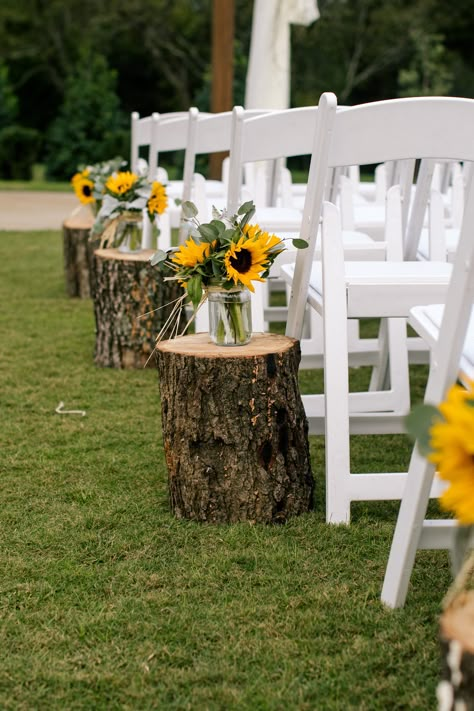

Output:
xmin=228 ymin=302 xmax=246 ymax=344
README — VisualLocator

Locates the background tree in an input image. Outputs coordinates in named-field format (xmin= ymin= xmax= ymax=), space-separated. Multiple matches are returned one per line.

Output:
xmin=45 ymin=48 xmax=127 ymax=179
xmin=0 ymin=0 xmax=473 ymax=180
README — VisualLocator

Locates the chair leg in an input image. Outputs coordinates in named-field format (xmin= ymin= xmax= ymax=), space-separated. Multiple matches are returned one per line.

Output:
xmin=324 ymin=322 xmax=351 ymax=523
xmin=381 ymin=448 xmax=435 ymax=608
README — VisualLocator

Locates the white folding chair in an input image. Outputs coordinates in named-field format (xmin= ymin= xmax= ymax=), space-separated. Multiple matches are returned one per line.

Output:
xmin=381 ymin=166 xmax=474 ymax=608
xmin=130 ymin=110 xmax=191 ymax=249
xmin=283 ymin=94 xmax=474 ymax=524
xmin=226 ymin=104 xmax=384 ymax=339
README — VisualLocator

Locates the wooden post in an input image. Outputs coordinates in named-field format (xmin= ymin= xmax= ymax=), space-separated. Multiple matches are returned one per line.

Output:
xmin=62 ymin=210 xmax=95 ymax=298
xmin=439 ymin=591 xmax=474 ymax=708
xmin=91 ymin=248 xmax=187 ymax=369
xmin=209 ymin=0 xmax=234 ymax=179
xmin=156 ymin=332 xmax=314 ymax=523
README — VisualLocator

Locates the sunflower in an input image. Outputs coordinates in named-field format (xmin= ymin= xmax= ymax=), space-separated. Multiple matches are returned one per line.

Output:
xmin=71 ymin=171 xmax=95 ymax=205
xmin=105 ymin=171 xmax=138 ymax=196
xmin=245 ymin=224 xmax=284 ymax=254
xmin=171 ymin=237 xmax=212 ymax=269
xmin=225 ymin=227 xmax=281 ymax=292
xmin=428 ymin=380 xmax=474 ymax=524
xmin=147 ymin=181 xmax=168 ymax=216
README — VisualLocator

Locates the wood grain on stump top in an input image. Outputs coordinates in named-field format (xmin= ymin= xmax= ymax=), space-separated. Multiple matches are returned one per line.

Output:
xmin=156 ymin=332 xmax=296 ymax=358
xmin=94 ymin=248 xmax=156 ymax=263
xmin=63 ymin=215 xmax=94 ymax=231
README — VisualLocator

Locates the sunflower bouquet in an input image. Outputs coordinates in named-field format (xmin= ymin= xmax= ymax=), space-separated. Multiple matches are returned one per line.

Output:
xmin=151 ymin=200 xmax=307 ymax=345
xmin=71 ymin=157 xmax=126 ymax=215
xmin=92 ymin=170 xmax=168 ymax=251
xmin=406 ymin=379 xmax=474 ymax=595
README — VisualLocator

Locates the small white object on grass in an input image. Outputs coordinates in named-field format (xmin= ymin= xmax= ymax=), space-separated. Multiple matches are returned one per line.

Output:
xmin=55 ymin=401 xmax=86 ymax=417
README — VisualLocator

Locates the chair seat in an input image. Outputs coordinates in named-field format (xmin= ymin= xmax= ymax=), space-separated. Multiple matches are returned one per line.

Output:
xmin=166 ymin=179 xmax=226 ymax=200
xmin=281 ymin=260 xmax=452 ymax=318
xmin=254 ymin=206 xmax=303 ymax=231
xmin=278 ymin=229 xmax=385 ymax=261
xmin=417 ymin=228 xmax=459 ymax=263
xmin=409 ymin=304 xmax=474 ymax=379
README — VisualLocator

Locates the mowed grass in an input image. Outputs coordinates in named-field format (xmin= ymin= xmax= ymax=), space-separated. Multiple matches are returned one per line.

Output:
xmin=0 ymin=230 xmax=450 ymax=710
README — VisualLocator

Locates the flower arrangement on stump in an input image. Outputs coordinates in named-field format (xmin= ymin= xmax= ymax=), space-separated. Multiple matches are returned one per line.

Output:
xmin=71 ymin=157 xmax=126 ymax=216
xmin=92 ymin=170 xmax=168 ymax=252
xmin=406 ymin=379 xmax=474 ymax=710
xmin=150 ymin=200 xmax=307 ymax=345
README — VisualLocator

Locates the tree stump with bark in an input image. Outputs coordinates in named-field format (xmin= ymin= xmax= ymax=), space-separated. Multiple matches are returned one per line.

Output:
xmin=92 ymin=248 xmax=186 ymax=369
xmin=438 ymin=590 xmax=474 ymax=709
xmin=62 ymin=209 xmax=95 ymax=298
xmin=155 ymin=332 xmax=314 ymax=524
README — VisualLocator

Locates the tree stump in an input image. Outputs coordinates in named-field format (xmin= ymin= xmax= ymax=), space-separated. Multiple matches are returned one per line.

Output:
xmin=155 ymin=332 xmax=314 ymax=524
xmin=62 ymin=209 xmax=95 ymax=298
xmin=438 ymin=591 xmax=474 ymax=710
xmin=92 ymin=248 xmax=186 ymax=369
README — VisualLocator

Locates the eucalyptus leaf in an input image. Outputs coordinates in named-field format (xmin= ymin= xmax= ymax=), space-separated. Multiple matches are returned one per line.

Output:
xmin=210 ymin=220 xmax=226 ymax=235
xmin=404 ymin=403 xmax=442 ymax=456
xmin=292 ymin=238 xmax=309 ymax=249
xmin=125 ymin=198 xmax=146 ymax=210
xmin=198 ymin=224 xmax=219 ymax=240
xmin=136 ymin=187 xmax=152 ymax=199
xmin=149 ymin=250 xmax=168 ymax=266
xmin=238 ymin=200 xmax=255 ymax=215
xmin=181 ymin=201 xmax=198 ymax=219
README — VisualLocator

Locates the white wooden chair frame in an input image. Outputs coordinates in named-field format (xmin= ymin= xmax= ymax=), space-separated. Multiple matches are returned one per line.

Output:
xmin=381 ymin=167 xmax=474 ymax=608
xmin=283 ymin=94 xmax=474 ymax=524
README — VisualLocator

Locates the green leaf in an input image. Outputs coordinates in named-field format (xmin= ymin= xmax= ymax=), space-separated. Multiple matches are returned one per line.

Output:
xmin=240 ymin=206 xmax=256 ymax=229
xmin=149 ymin=250 xmax=168 ymax=266
xmin=292 ymin=238 xmax=309 ymax=249
xmin=181 ymin=201 xmax=198 ymax=219
xmin=404 ymin=404 xmax=442 ymax=456
xmin=210 ymin=220 xmax=226 ymax=235
xmin=186 ymin=274 xmax=203 ymax=311
xmin=220 ymin=228 xmax=237 ymax=243
xmin=211 ymin=260 xmax=223 ymax=278
xmin=198 ymin=224 xmax=219 ymax=240
xmin=238 ymin=200 xmax=255 ymax=215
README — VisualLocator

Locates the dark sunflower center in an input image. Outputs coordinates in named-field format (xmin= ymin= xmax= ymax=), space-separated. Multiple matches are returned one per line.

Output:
xmin=230 ymin=248 xmax=252 ymax=274
xmin=82 ymin=185 xmax=92 ymax=197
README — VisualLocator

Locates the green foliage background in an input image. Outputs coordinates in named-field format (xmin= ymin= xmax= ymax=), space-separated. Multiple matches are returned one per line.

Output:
xmin=0 ymin=0 xmax=473 ymax=179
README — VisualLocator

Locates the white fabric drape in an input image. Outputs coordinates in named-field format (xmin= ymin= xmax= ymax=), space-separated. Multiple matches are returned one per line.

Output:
xmin=245 ymin=0 xmax=320 ymax=110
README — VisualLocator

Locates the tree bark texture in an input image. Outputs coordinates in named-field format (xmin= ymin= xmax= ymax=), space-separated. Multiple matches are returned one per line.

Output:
xmin=155 ymin=332 xmax=314 ymax=524
xmin=92 ymin=248 xmax=187 ymax=369
xmin=62 ymin=211 xmax=95 ymax=298
xmin=439 ymin=591 xmax=474 ymax=710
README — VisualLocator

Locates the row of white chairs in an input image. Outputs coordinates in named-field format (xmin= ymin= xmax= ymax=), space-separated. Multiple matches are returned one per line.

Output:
xmin=131 ymin=96 xmax=474 ymax=608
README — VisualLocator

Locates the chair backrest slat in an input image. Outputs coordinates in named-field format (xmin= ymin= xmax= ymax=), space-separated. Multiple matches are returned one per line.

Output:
xmin=286 ymin=94 xmax=474 ymax=340
xmin=328 ymin=98 xmax=474 ymax=168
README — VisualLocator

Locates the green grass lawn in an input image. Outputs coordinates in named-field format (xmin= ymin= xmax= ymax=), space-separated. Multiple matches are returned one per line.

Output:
xmin=0 ymin=230 xmax=450 ymax=710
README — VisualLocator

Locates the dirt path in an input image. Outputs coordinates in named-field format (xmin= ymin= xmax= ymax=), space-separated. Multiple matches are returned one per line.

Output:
xmin=0 ymin=190 xmax=79 ymax=231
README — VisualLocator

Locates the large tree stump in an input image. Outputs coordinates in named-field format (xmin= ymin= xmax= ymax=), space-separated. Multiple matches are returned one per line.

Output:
xmin=92 ymin=248 xmax=186 ymax=369
xmin=438 ymin=591 xmax=474 ymax=710
xmin=155 ymin=332 xmax=314 ymax=523
xmin=62 ymin=209 xmax=95 ymax=298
